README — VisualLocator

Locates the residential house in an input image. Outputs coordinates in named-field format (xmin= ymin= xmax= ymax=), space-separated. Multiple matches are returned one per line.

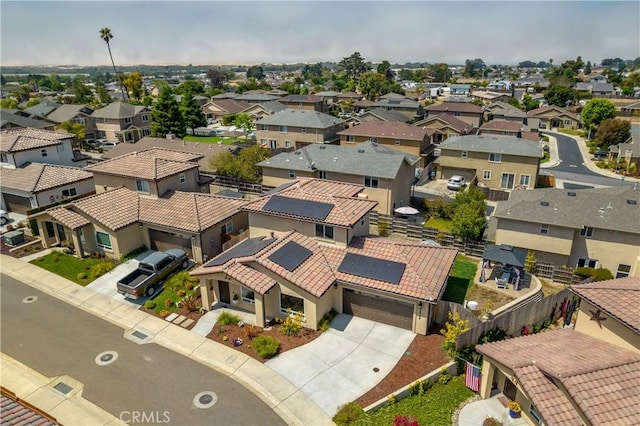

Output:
xmin=435 ymin=135 xmax=542 ymax=189
xmin=191 ymin=230 xmax=458 ymax=334
xmin=0 ymin=128 xmax=86 ymax=168
xmin=45 ymin=104 xmax=96 ymax=141
xmin=337 ymin=92 xmax=365 ymax=102
xmin=241 ymin=101 xmax=287 ymax=121
xmin=255 ymin=109 xmax=345 ymax=150
xmin=476 ymin=276 xmax=639 ymax=426
xmin=235 ymin=93 xmax=280 ymax=104
xmin=314 ymin=90 xmax=341 ymax=105
xmin=32 ymin=187 xmax=249 ymax=263
xmin=211 ymin=92 xmax=239 ymax=100
xmin=0 ymin=163 xmax=94 ymax=214
xmin=493 ymin=186 xmax=640 ymax=275
xmin=353 ymin=108 xmax=412 ymax=124
xmin=576 ymin=82 xmax=616 ymax=97
xmin=371 ymin=93 xmax=424 ymax=121
xmin=22 ymin=100 xmax=62 ymax=118
xmin=278 ymin=94 xmax=327 ymax=112
xmin=513 ymin=76 xmax=549 ymax=89
xmin=527 ymin=105 xmax=581 ymax=129
xmin=483 ymin=101 xmax=527 ymax=124
xmin=1 ymin=109 xmax=57 ymax=131
xmin=338 ymin=121 xmax=432 ymax=167
xmin=91 ymin=102 xmax=151 ymax=143
xmin=202 ymin=99 xmax=250 ymax=122
xmin=621 ymin=101 xmax=640 ymax=116
xmin=414 ymin=114 xmax=475 ymax=144
xmin=175 ymin=94 xmax=208 ymax=106
xmin=258 ymin=141 xmax=419 ymax=215
xmin=478 ymin=120 xmax=524 ymax=138
xmin=609 ymin=125 xmax=639 ymax=168
xmin=449 ymin=84 xmax=471 ymax=95
xmin=241 ymin=178 xmax=377 ymax=247
xmin=86 ymin=148 xmax=205 ymax=195
xmin=425 ymin=102 xmax=484 ymax=128
xmin=470 ymin=91 xmax=512 ymax=104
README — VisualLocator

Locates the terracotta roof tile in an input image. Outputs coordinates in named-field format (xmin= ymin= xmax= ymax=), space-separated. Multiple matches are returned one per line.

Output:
xmin=224 ymin=262 xmax=276 ymax=295
xmin=86 ymin=151 xmax=198 ymax=180
xmin=1 ymin=128 xmax=73 ymax=152
xmin=46 ymin=206 xmax=91 ymax=230
xmin=70 ymin=187 xmax=140 ymax=230
xmin=0 ymin=163 xmax=92 ymax=193
xmin=426 ymin=102 xmax=484 ymax=114
xmin=480 ymin=120 xmax=524 ymax=131
xmin=338 ymin=121 xmax=428 ymax=140
xmin=570 ymin=276 xmax=640 ymax=333
xmin=415 ymin=113 xmax=473 ymax=133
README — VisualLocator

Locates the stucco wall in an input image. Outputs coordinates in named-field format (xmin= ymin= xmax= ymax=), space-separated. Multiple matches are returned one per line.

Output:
xmin=568 ymin=229 xmax=640 ymax=274
xmin=248 ymin=213 xmax=349 ymax=247
xmin=495 ymin=219 xmax=574 ymax=257
xmin=12 ymin=140 xmax=77 ymax=167
xmin=574 ymin=300 xmax=640 ymax=352
xmin=156 ymin=169 xmax=199 ymax=195
xmin=34 ymin=179 xmax=95 ymax=207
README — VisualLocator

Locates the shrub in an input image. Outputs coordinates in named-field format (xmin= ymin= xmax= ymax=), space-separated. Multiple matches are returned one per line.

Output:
xmin=393 ymin=415 xmax=419 ymax=426
xmin=145 ymin=300 xmax=156 ymax=309
xmin=280 ymin=310 xmax=303 ymax=336
xmin=483 ymin=418 xmax=503 ymax=426
xmin=508 ymin=401 xmax=521 ymax=413
xmin=164 ymin=298 xmax=173 ymax=308
xmin=91 ymin=260 xmax=116 ymax=278
xmin=408 ymin=379 xmax=431 ymax=396
xmin=5 ymin=224 xmax=14 ymax=232
xmin=242 ymin=324 xmax=261 ymax=341
xmin=76 ymin=272 xmax=87 ymax=281
xmin=217 ymin=311 xmax=241 ymax=326
xmin=332 ymin=402 xmax=364 ymax=426
xmin=159 ymin=310 xmax=170 ymax=318
xmin=437 ymin=368 xmax=452 ymax=385
xmin=181 ymin=294 xmax=198 ymax=312
xmin=574 ymin=266 xmax=595 ymax=277
xmin=252 ymin=335 xmax=279 ymax=358
xmin=186 ymin=282 xmax=194 ymax=291
xmin=317 ymin=308 xmax=337 ymax=332
xmin=377 ymin=218 xmax=390 ymax=237
xmin=177 ymin=289 xmax=186 ymax=297
xmin=593 ymin=267 xmax=614 ymax=282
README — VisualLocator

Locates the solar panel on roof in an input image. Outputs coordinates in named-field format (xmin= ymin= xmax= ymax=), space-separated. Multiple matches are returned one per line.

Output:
xmin=338 ymin=253 xmax=405 ymax=285
xmin=263 ymin=195 xmax=333 ymax=221
xmin=268 ymin=241 xmax=312 ymax=272
xmin=205 ymin=237 xmax=275 ymax=267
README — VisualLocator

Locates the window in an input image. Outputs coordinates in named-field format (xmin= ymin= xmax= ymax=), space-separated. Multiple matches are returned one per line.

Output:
xmin=41 ymin=149 xmax=48 ymax=157
xmin=179 ymin=173 xmax=186 ymax=184
xmin=482 ymin=170 xmax=491 ymax=180
xmin=79 ymin=228 xmax=85 ymax=244
xmin=539 ymin=224 xmax=549 ymax=235
xmin=280 ymin=294 xmax=304 ymax=316
xmin=318 ymin=170 xmax=327 ymax=180
xmin=142 ymin=128 xmax=151 ymax=136
xmin=136 ymin=179 xmax=150 ymax=193
xmin=529 ymin=405 xmax=542 ymax=425
xmin=49 ymin=195 xmax=55 ymax=203
xmin=289 ymin=169 xmax=296 ymax=178
xmin=96 ymin=232 xmax=112 ymax=250
xmin=519 ymin=174 xmax=531 ymax=188
xmin=580 ymin=226 xmax=594 ymax=237
xmin=259 ymin=124 xmax=268 ymax=131
xmin=364 ymin=176 xmax=379 ymax=188
xmin=315 ymin=223 xmax=334 ymax=240
xmin=564 ymin=119 xmax=572 ymax=125
xmin=221 ymin=221 xmax=233 ymax=234
xmin=62 ymin=188 xmax=77 ymax=197
xmin=454 ymin=112 xmax=461 ymax=117
xmin=1 ymin=153 xmax=7 ymax=163
xmin=577 ymin=258 xmax=598 ymax=268
xmin=260 ymin=138 xmax=267 ymax=146
xmin=141 ymin=114 xmax=149 ymax=122
xmin=242 ymin=288 xmax=255 ymax=304
xmin=489 ymin=153 xmax=502 ymax=163
xmin=370 ymin=137 xmax=378 ymax=143
xmin=279 ymin=125 xmax=288 ymax=133
xmin=461 ymin=151 xmax=468 ymax=158
xmin=501 ymin=173 xmax=515 ymax=189
xmin=124 ymin=117 xmax=132 ymax=124
xmin=301 ymin=127 xmax=307 ymax=134
xmin=45 ymin=222 xmax=55 ymax=238
xmin=346 ymin=135 xmax=355 ymax=143
xmin=269 ymin=140 xmax=278 ymax=149
xmin=395 ymin=139 xmax=401 ymax=145
xmin=284 ymin=140 xmax=291 ymax=148
xmin=616 ymin=264 xmax=631 ymax=278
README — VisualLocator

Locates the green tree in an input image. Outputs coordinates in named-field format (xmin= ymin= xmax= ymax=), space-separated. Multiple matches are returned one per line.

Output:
xmin=376 ymin=60 xmax=395 ymax=83
xmin=25 ymin=98 xmax=41 ymax=108
xmin=71 ymin=77 xmax=92 ymax=104
xmin=99 ymin=27 xmax=127 ymax=101
xmin=246 ymin=65 xmax=265 ymax=80
xmin=206 ymin=67 xmax=228 ymax=89
xmin=545 ymin=84 xmax=576 ymax=107
xmin=210 ymin=145 xmax=270 ymax=182
xmin=338 ymin=51 xmax=371 ymax=81
xmin=232 ymin=113 xmax=254 ymax=141
xmin=56 ymin=121 xmax=85 ymax=142
xmin=595 ymin=118 xmax=631 ymax=148
xmin=506 ymin=97 xmax=522 ymax=110
xmin=121 ymin=71 xmax=144 ymax=101
xmin=358 ymin=71 xmax=389 ymax=100
xmin=521 ymin=93 xmax=540 ymax=111
xmin=151 ymin=84 xmax=185 ymax=138
xmin=440 ymin=311 xmax=470 ymax=359
xmin=180 ymin=89 xmax=206 ymax=135
xmin=15 ymin=85 xmax=32 ymax=102
xmin=451 ymin=186 xmax=487 ymax=241
xmin=584 ymin=61 xmax=592 ymax=75
xmin=582 ymin=99 xmax=616 ymax=130
xmin=94 ymin=81 xmax=112 ymax=106
xmin=176 ymin=79 xmax=206 ymax=96
xmin=1 ymin=97 xmax=19 ymax=109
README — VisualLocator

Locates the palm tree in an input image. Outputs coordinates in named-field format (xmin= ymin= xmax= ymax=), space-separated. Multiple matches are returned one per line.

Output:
xmin=99 ymin=27 xmax=127 ymax=101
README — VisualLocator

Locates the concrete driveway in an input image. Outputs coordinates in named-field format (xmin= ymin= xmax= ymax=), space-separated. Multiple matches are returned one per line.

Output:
xmin=85 ymin=257 xmax=144 ymax=304
xmin=266 ymin=314 xmax=415 ymax=416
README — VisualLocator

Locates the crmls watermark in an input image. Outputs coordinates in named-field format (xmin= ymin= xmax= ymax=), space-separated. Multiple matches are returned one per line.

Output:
xmin=119 ymin=411 xmax=171 ymax=424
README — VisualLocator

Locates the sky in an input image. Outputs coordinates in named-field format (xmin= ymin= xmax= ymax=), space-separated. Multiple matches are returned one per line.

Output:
xmin=1 ymin=1 xmax=639 ymax=67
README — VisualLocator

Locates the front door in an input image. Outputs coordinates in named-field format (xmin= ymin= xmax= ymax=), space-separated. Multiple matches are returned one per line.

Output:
xmin=56 ymin=223 xmax=66 ymax=243
xmin=218 ymin=280 xmax=230 ymax=304
xmin=504 ymin=378 xmax=517 ymax=401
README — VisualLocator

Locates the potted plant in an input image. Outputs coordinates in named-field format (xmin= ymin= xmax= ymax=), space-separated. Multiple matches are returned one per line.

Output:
xmin=231 ymin=294 xmax=239 ymax=304
xmin=508 ymin=401 xmax=521 ymax=418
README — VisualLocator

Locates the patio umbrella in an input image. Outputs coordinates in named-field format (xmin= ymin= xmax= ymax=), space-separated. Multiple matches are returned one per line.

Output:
xmin=394 ymin=206 xmax=420 ymax=215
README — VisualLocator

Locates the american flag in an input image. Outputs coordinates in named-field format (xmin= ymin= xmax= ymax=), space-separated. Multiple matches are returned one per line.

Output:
xmin=465 ymin=361 xmax=481 ymax=392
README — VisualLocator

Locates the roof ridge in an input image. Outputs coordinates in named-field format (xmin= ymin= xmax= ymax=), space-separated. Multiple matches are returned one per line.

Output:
xmin=30 ymin=163 xmax=47 ymax=192
xmin=192 ymin=192 xmax=202 ymax=231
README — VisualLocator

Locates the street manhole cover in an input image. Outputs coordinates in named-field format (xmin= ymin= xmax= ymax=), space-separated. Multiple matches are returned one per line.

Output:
xmin=193 ymin=391 xmax=218 ymax=409
xmin=95 ymin=350 xmax=118 ymax=366
xmin=373 ymin=367 xmax=380 ymax=372
xmin=22 ymin=296 xmax=38 ymax=304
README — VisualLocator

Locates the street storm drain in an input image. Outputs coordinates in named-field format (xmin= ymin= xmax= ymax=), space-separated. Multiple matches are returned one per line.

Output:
xmin=95 ymin=350 xmax=118 ymax=366
xmin=193 ymin=391 xmax=218 ymax=409
xmin=132 ymin=331 xmax=148 ymax=340
xmin=22 ymin=296 xmax=38 ymax=304
xmin=124 ymin=329 xmax=152 ymax=345
xmin=53 ymin=381 xmax=73 ymax=395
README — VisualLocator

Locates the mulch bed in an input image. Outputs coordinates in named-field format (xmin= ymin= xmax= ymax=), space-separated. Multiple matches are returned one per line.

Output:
xmin=0 ymin=234 xmax=45 ymax=258
xmin=141 ymin=299 xmax=204 ymax=331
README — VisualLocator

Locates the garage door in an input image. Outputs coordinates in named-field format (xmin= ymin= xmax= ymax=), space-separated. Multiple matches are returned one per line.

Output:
xmin=148 ymin=229 xmax=192 ymax=258
xmin=441 ymin=167 xmax=475 ymax=183
xmin=343 ymin=289 xmax=413 ymax=330
xmin=3 ymin=194 xmax=32 ymax=214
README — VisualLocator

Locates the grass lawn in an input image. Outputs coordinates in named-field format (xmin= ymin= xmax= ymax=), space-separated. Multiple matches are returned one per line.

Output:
xmin=30 ymin=252 xmax=116 ymax=286
xmin=145 ymin=271 xmax=199 ymax=315
xmin=183 ymin=135 xmax=243 ymax=144
xmin=540 ymin=152 xmax=550 ymax=164
xmin=351 ymin=377 xmax=473 ymax=425
xmin=424 ymin=217 xmax=454 ymax=233
xmin=441 ymin=255 xmax=477 ymax=304
xmin=557 ymin=128 xmax=583 ymax=137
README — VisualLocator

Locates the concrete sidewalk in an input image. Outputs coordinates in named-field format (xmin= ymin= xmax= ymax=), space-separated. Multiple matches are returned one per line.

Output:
xmin=0 ymin=254 xmax=333 ymax=426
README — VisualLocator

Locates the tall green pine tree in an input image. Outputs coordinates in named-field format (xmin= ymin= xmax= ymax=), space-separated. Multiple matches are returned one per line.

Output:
xmin=151 ymin=85 xmax=185 ymax=138
xmin=180 ymin=89 xmax=207 ymax=136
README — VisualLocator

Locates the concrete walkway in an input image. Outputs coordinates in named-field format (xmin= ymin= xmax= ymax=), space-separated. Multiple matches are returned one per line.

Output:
xmin=0 ymin=254 xmax=333 ymax=426
xmin=458 ymin=393 xmax=527 ymax=426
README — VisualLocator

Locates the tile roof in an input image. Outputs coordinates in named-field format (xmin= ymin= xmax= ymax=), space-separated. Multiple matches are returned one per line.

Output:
xmin=243 ymin=180 xmax=377 ymax=227
xmin=527 ymin=105 xmax=580 ymax=121
xmin=494 ymin=186 xmax=640 ymax=234
xmin=480 ymin=120 xmax=524 ymax=132
xmin=91 ymin=102 xmax=149 ymax=119
xmin=1 ymin=394 xmax=57 ymax=426
xmin=426 ymin=101 xmax=484 ymax=114
xmin=291 ymin=178 xmax=365 ymax=198
xmin=204 ymin=99 xmax=250 ymax=114
xmin=23 ymin=100 xmax=62 ymax=117
xmin=439 ymin=135 xmax=542 ymax=158
xmin=362 ymin=108 xmax=412 ymax=123
xmin=570 ymin=276 xmax=640 ymax=333
xmin=414 ymin=113 xmax=473 ymax=133
xmin=1 ymin=128 xmax=73 ymax=152
xmin=87 ymin=150 xmax=199 ymax=180
xmin=372 ymin=98 xmax=421 ymax=109
xmin=0 ymin=110 xmax=57 ymax=130
xmin=258 ymin=141 xmax=418 ymax=179
xmin=242 ymin=101 xmax=287 ymax=115
xmin=0 ymin=162 xmax=93 ymax=193
xmin=45 ymin=104 xmax=93 ymax=123
xmin=192 ymin=231 xmax=457 ymax=301
xmin=280 ymin=94 xmax=323 ymax=103
xmin=484 ymin=101 xmax=527 ymax=118
xmin=46 ymin=205 xmax=91 ymax=230
xmin=338 ymin=121 xmax=428 ymax=140
xmin=477 ymin=328 xmax=640 ymax=426
xmin=255 ymin=108 xmax=344 ymax=129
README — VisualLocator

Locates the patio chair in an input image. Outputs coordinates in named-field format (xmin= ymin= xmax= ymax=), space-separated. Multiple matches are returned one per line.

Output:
xmin=496 ymin=278 xmax=508 ymax=290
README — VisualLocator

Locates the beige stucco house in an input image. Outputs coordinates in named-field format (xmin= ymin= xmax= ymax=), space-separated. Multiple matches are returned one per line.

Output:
xmin=436 ymin=135 xmax=542 ymax=189
xmin=91 ymin=102 xmax=151 ymax=143
xmin=258 ymin=142 xmax=419 ymax=215
xmin=476 ymin=276 xmax=639 ymax=426
xmin=494 ymin=186 xmax=640 ymax=276
xmin=278 ymin=94 xmax=327 ymax=112
xmin=527 ymin=105 xmax=581 ymax=130
xmin=202 ymin=99 xmax=250 ymax=122
xmin=425 ymin=102 xmax=484 ymax=128
xmin=414 ymin=113 xmax=475 ymax=144
xmin=1 ymin=128 xmax=86 ymax=169
xmin=191 ymin=230 xmax=458 ymax=335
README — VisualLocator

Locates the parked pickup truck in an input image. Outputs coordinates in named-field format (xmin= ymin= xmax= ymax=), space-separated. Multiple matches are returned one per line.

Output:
xmin=117 ymin=248 xmax=189 ymax=299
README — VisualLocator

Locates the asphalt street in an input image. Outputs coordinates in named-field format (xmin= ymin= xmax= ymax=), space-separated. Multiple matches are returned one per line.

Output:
xmin=0 ymin=274 xmax=286 ymax=426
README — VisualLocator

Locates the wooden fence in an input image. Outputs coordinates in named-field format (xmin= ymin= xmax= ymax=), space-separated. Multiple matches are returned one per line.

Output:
xmin=203 ymin=174 xmax=272 ymax=195
xmin=534 ymin=261 xmax=583 ymax=285
xmin=478 ymin=186 xmax=510 ymax=202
